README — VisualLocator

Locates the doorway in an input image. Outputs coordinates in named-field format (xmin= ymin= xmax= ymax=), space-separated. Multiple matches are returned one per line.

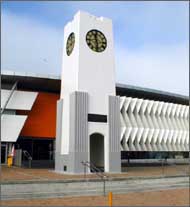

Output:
xmin=1 ymin=143 xmax=7 ymax=164
xmin=90 ymin=133 xmax=104 ymax=171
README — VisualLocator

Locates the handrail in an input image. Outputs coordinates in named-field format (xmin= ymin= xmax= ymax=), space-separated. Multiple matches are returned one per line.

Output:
xmin=81 ymin=161 xmax=108 ymax=196
xmin=160 ymin=158 xmax=189 ymax=175
xmin=81 ymin=161 xmax=108 ymax=179
xmin=23 ymin=150 xmax=32 ymax=168
xmin=1 ymin=81 xmax=18 ymax=115
xmin=23 ymin=150 xmax=32 ymax=160
xmin=166 ymin=160 xmax=189 ymax=175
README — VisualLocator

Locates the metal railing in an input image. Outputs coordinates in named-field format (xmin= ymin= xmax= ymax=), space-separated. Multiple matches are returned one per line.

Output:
xmin=81 ymin=161 xmax=109 ymax=196
xmin=159 ymin=158 xmax=189 ymax=176
xmin=23 ymin=150 xmax=32 ymax=168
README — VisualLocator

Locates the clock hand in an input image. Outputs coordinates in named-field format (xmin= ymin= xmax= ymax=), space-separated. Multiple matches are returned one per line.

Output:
xmin=97 ymin=35 xmax=102 ymax=42
xmin=91 ymin=40 xmax=97 ymax=48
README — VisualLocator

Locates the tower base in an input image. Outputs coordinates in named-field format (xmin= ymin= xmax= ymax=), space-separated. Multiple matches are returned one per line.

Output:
xmin=55 ymin=92 xmax=121 ymax=174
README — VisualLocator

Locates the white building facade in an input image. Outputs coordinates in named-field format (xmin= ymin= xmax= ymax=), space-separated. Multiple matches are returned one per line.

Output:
xmin=120 ymin=97 xmax=189 ymax=152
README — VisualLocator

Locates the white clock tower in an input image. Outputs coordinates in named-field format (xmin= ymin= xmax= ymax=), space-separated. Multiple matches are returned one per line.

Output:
xmin=55 ymin=11 xmax=121 ymax=173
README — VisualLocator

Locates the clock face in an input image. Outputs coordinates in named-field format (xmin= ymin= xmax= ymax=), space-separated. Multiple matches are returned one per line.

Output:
xmin=66 ymin=32 xmax=75 ymax=56
xmin=86 ymin=30 xmax=107 ymax=52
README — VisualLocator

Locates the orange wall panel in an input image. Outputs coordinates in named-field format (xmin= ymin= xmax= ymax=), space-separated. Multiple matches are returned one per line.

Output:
xmin=18 ymin=92 xmax=60 ymax=138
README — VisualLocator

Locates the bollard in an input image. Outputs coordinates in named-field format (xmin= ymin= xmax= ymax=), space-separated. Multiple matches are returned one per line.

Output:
xmin=7 ymin=155 xmax=13 ymax=167
xmin=108 ymin=192 xmax=113 ymax=207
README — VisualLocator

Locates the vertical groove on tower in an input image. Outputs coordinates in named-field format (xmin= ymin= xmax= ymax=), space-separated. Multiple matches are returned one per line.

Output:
xmin=108 ymin=95 xmax=121 ymax=172
xmin=72 ymin=91 xmax=88 ymax=153
xmin=108 ymin=96 xmax=120 ymax=152
xmin=109 ymin=96 xmax=120 ymax=152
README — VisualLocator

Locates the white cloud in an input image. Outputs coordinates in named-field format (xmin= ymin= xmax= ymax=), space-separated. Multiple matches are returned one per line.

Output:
xmin=115 ymin=43 xmax=189 ymax=96
xmin=1 ymin=10 xmax=189 ymax=96
xmin=1 ymin=11 xmax=63 ymax=75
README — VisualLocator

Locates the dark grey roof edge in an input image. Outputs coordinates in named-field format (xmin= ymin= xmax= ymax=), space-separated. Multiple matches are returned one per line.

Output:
xmin=1 ymin=70 xmax=189 ymax=101
xmin=1 ymin=70 xmax=60 ymax=80
xmin=116 ymin=83 xmax=189 ymax=101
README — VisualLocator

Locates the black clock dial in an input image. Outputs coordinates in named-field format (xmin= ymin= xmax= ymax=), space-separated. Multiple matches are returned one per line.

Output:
xmin=86 ymin=30 xmax=107 ymax=52
xmin=66 ymin=32 xmax=75 ymax=56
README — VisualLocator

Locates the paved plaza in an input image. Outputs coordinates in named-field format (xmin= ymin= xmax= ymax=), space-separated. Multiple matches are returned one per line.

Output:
xmin=1 ymin=164 xmax=189 ymax=183
xmin=1 ymin=188 xmax=189 ymax=206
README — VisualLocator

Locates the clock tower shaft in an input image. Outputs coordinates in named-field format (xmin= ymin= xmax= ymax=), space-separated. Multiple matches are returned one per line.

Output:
xmin=56 ymin=11 xmax=121 ymax=174
xmin=61 ymin=11 xmax=116 ymax=114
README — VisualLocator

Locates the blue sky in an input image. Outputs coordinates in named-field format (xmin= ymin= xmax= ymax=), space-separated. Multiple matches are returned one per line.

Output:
xmin=1 ymin=1 xmax=189 ymax=95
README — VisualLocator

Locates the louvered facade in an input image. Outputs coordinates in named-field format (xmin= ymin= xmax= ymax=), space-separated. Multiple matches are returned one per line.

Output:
xmin=120 ymin=97 xmax=189 ymax=152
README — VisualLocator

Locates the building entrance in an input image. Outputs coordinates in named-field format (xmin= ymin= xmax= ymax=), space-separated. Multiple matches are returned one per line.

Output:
xmin=1 ymin=143 xmax=7 ymax=164
xmin=90 ymin=133 xmax=104 ymax=171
